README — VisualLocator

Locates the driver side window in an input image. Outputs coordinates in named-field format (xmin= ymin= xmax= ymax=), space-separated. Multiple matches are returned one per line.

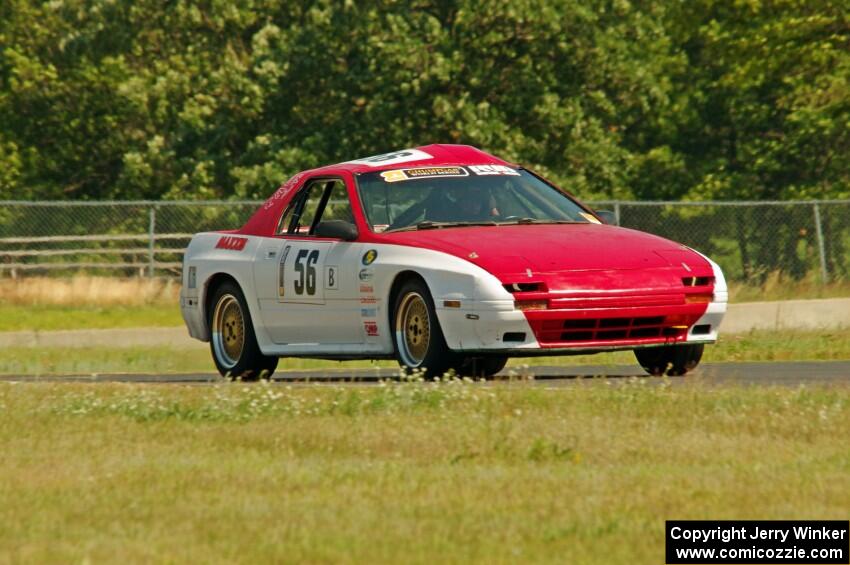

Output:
xmin=321 ymin=180 xmax=354 ymax=223
xmin=276 ymin=179 xmax=354 ymax=236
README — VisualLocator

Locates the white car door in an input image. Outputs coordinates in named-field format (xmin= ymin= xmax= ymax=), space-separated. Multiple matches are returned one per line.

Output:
xmin=253 ymin=178 xmax=362 ymax=346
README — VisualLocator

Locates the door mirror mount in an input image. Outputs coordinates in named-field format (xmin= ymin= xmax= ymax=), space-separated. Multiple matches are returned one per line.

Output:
xmin=314 ymin=220 xmax=359 ymax=241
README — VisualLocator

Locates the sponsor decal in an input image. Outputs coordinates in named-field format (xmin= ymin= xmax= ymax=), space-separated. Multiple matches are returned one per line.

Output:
xmin=362 ymin=249 xmax=378 ymax=265
xmin=579 ymin=212 xmax=602 ymax=224
xmin=347 ymin=149 xmax=433 ymax=167
xmin=325 ymin=265 xmax=339 ymax=290
xmin=360 ymin=307 xmax=377 ymax=318
xmin=359 ymin=284 xmax=374 ymax=294
xmin=263 ymin=171 xmax=306 ymax=210
xmin=216 ymin=236 xmax=248 ymax=251
xmin=380 ymin=166 xmax=469 ymax=183
xmin=363 ymin=321 xmax=379 ymax=337
xmin=278 ymin=245 xmax=291 ymax=299
xmin=360 ymin=297 xmax=377 ymax=304
xmin=187 ymin=266 xmax=197 ymax=289
xmin=380 ymin=170 xmax=408 ymax=183
xmin=358 ymin=268 xmax=374 ymax=281
xmin=469 ymin=164 xmax=520 ymax=176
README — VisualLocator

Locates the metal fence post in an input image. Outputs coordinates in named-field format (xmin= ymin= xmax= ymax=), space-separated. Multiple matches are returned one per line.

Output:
xmin=812 ymin=203 xmax=828 ymax=283
xmin=614 ymin=202 xmax=621 ymax=226
xmin=148 ymin=205 xmax=157 ymax=278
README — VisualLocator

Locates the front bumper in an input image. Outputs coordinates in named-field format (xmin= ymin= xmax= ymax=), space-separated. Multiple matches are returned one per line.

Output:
xmin=437 ymin=295 xmax=727 ymax=354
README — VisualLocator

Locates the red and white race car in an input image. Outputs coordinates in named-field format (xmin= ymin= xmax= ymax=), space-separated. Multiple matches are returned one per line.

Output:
xmin=180 ymin=144 xmax=726 ymax=379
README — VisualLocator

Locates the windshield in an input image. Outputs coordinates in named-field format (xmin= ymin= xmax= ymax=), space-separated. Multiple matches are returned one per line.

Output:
xmin=355 ymin=166 xmax=598 ymax=232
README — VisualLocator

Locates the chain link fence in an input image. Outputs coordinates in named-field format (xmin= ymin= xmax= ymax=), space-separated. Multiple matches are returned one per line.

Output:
xmin=593 ymin=200 xmax=849 ymax=283
xmin=0 ymin=200 xmax=848 ymax=282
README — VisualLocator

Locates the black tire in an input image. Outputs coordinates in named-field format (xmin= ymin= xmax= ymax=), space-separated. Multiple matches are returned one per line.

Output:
xmin=634 ymin=344 xmax=704 ymax=376
xmin=459 ymin=356 xmax=509 ymax=378
xmin=391 ymin=278 xmax=459 ymax=378
xmin=208 ymin=281 xmax=278 ymax=380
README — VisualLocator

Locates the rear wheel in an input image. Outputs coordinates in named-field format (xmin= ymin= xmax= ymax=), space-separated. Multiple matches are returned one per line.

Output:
xmin=392 ymin=278 xmax=458 ymax=379
xmin=208 ymin=281 xmax=278 ymax=380
xmin=634 ymin=344 xmax=704 ymax=376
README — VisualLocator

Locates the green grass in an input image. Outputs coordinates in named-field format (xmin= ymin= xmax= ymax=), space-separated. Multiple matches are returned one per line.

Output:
xmin=0 ymin=345 xmax=394 ymax=376
xmin=1 ymin=381 xmax=848 ymax=563
xmin=2 ymin=329 xmax=848 ymax=376
xmin=0 ymin=304 xmax=182 ymax=332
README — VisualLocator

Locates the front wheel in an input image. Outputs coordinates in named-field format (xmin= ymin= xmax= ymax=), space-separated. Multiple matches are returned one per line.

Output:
xmin=208 ymin=281 xmax=278 ymax=380
xmin=634 ymin=344 xmax=704 ymax=376
xmin=392 ymin=279 xmax=458 ymax=379
xmin=459 ymin=356 xmax=509 ymax=377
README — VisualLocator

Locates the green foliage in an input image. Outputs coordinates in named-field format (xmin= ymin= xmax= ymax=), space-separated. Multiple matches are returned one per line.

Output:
xmin=0 ymin=0 xmax=848 ymax=201
xmin=662 ymin=0 xmax=850 ymax=201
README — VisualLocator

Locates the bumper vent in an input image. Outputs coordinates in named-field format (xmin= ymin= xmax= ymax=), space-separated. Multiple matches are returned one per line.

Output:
xmin=503 ymin=282 xmax=545 ymax=293
xmin=502 ymin=332 xmax=527 ymax=343
xmin=682 ymin=276 xmax=714 ymax=287
xmin=537 ymin=316 xmax=688 ymax=344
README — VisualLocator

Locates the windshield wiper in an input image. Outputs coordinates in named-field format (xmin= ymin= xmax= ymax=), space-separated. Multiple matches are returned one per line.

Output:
xmin=416 ymin=220 xmax=498 ymax=230
xmin=385 ymin=220 xmax=498 ymax=233
xmin=498 ymin=218 xmax=582 ymax=225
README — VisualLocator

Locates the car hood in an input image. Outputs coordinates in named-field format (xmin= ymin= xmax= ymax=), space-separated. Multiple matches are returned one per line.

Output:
xmin=380 ymin=223 xmax=712 ymax=282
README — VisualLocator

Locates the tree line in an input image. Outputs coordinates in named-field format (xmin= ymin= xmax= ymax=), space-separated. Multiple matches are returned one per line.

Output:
xmin=1 ymin=0 xmax=848 ymax=202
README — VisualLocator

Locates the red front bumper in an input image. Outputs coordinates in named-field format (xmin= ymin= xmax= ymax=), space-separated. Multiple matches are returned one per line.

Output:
xmin=524 ymin=302 xmax=708 ymax=348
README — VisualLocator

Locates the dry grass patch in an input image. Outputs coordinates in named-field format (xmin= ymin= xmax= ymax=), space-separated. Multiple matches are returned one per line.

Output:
xmin=727 ymin=271 xmax=850 ymax=302
xmin=0 ymin=274 xmax=846 ymax=333
xmin=0 ymin=276 xmax=181 ymax=331
xmin=0 ymin=381 xmax=848 ymax=563
xmin=0 ymin=276 xmax=179 ymax=307
xmin=0 ymin=274 xmax=847 ymax=333
xmin=1 ymin=272 xmax=848 ymax=310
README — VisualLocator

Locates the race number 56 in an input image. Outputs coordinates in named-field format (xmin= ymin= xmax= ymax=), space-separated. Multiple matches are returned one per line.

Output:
xmin=294 ymin=249 xmax=319 ymax=295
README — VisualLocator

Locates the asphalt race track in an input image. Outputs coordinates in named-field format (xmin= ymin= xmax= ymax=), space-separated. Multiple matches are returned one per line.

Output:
xmin=3 ymin=361 xmax=849 ymax=386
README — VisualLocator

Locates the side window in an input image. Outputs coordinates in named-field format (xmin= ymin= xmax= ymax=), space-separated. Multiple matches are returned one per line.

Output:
xmin=276 ymin=178 xmax=355 ymax=236
xmin=291 ymin=182 xmax=326 ymax=234
xmin=276 ymin=204 xmax=295 ymax=235
xmin=321 ymin=180 xmax=354 ymax=223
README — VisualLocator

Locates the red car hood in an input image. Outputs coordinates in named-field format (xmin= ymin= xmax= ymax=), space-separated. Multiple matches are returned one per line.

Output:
xmin=380 ymin=224 xmax=713 ymax=289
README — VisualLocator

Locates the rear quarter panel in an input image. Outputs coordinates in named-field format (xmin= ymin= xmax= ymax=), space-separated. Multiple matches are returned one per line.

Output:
xmin=180 ymin=233 xmax=267 ymax=343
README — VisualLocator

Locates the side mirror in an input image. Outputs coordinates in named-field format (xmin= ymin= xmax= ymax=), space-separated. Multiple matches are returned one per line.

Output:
xmin=314 ymin=220 xmax=359 ymax=241
xmin=595 ymin=210 xmax=617 ymax=225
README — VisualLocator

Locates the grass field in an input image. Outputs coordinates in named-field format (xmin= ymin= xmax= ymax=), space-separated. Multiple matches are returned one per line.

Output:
xmin=1 ymin=381 xmax=848 ymax=563
xmin=0 ymin=304 xmax=181 ymax=332
xmin=2 ymin=329 xmax=848 ymax=376
xmin=0 ymin=276 xmax=848 ymax=332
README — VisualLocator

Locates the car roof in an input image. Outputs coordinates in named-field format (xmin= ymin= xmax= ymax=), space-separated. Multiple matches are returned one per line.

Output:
xmin=239 ymin=145 xmax=519 ymax=236
xmin=308 ymin=144 xmax=517 ymax=175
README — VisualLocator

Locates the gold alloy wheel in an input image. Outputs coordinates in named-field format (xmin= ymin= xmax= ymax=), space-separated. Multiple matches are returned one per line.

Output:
xmin=212 ymin=294 xmax=245 ymax=369
xmin=395 ymin=292 xmax=431 ymax=367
